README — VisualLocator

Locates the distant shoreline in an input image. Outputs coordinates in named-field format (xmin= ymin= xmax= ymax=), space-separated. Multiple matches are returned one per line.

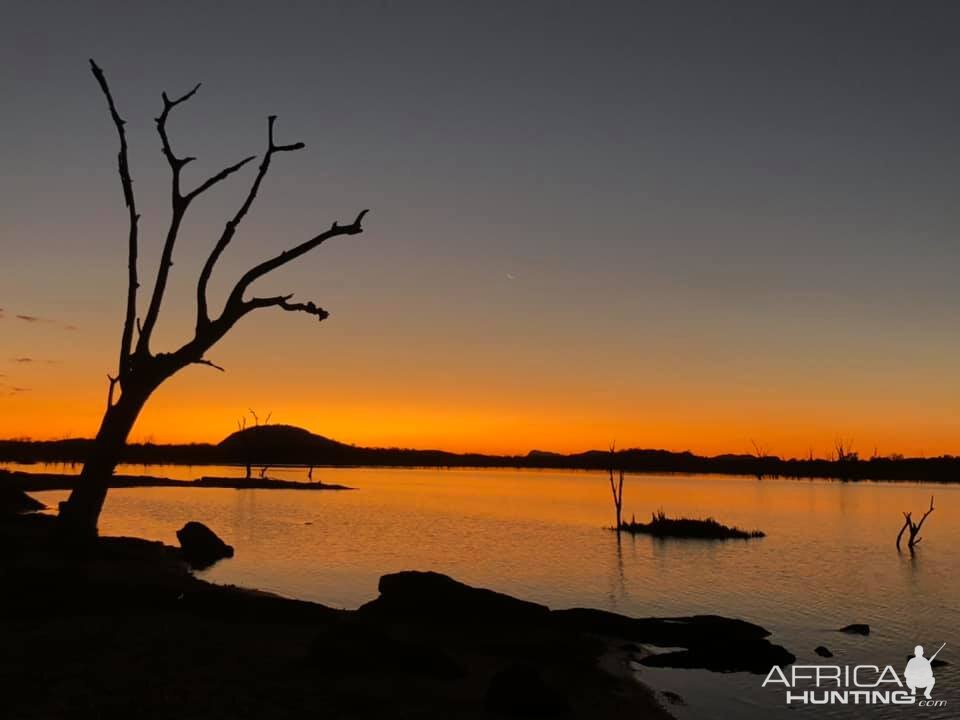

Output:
xmin=2 ymin=425 xmax=958 ymax=483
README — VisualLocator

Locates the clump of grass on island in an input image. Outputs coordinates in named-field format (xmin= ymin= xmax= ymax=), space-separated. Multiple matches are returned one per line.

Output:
xmin=619 ymin=508 xmax=765 ymax=540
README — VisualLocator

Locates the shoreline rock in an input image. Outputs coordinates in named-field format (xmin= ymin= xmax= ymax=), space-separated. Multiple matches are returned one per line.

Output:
xmin=176 ymin=521 xmax=234 ymax=569
xmin=838 ymin=623 xmax=870 ymax=636
xmin=1 ymin=512 xmax=797 ymax=718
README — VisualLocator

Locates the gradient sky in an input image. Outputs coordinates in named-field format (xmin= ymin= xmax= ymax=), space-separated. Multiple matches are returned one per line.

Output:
xmin=2 ymin=1 xmax=959 ymax=456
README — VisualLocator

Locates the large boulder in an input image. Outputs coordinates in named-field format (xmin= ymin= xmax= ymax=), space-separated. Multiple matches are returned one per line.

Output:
xmin=553 ymin=608 xmax=795 ymax=674
xmin=176 ymin=521 xmax=234 ymax=569
xmin=359 ymin=571 xmax=550 ymax=625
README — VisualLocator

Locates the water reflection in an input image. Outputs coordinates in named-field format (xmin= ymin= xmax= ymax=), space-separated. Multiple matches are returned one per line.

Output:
xmin=8 ymin=463 xmax=959 ymax=719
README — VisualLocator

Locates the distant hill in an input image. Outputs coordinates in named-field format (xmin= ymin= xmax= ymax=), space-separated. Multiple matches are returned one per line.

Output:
xmin=219 ymin=425 xmax=356 ymax=463
xmin=1 ymin=424 xmax=959 ymax=482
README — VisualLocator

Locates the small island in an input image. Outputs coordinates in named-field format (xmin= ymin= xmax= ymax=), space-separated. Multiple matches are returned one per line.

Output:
xmin=0 ymin=468 xmax=352 ymax=493
xmin=619 ymin=509 xmax=765 ymax=540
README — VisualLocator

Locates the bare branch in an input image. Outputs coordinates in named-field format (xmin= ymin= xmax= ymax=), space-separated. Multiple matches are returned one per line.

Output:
xmin=192 ymin=358 xmax=225 ymax=372
xmin=157 ymin=83 xmax=202 ymax=182
xmin=750 ymin=439 xmax=767 ymax=458
xmin=89 ymin=60 xmax=139 ymax=380
xmin=139 ymin=82 xmax=257 ymax=354
xmin=164 ymin=85 xmax=201 ymax=109
xmin=196 ymin=116 xmax=306 ymax=331
xmin=896 ymin=516 xmax=910 ymax=550
xmin=105 ymin=374 xmax=119 ymax=410
xmin=137 ymin=82 xmax=203 ymax=355
xmin=242 ymin=293 xmax=330 ymax=322
xmin=224 ymin=209 xmax=368 ymax=314
xmin=185 ymin=155 xmax=256 ymax=202
xmin=913 ymin=496 xmax=935 ymax=538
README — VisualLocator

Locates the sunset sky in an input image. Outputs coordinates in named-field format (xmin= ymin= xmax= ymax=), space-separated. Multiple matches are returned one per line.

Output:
xmin=2 ymin=2 xmax=959 ymax=457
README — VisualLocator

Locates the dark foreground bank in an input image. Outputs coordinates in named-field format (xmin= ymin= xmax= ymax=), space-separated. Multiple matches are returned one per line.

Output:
xmin=0 ymin=510 xmax=794 ymax=719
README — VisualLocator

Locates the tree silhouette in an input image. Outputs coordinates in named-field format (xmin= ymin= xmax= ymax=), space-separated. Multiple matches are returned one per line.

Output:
xmin=58 ymin=60 xmax=369 ymax=538
xmin=896 ymin=495 xmax=935 ymax=552
xmin=607 ymin=443 xmax=624 ymax=532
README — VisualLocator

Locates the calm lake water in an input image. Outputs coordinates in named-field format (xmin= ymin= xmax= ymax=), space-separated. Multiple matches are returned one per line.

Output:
xmin=11 ymin=463 xmax=959 ymax=719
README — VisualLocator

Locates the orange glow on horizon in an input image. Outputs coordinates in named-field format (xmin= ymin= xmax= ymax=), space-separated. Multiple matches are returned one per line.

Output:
xmin=3 ymin=377 xmax=958 ymax=459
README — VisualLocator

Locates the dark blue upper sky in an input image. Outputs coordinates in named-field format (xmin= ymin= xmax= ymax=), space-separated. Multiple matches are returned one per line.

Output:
xmin=2 ymin=1 xmax=959 ymax=453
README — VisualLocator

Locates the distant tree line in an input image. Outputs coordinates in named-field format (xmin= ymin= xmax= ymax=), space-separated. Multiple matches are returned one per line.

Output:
xmin=2 ymin=429 xmax=959 ymax=483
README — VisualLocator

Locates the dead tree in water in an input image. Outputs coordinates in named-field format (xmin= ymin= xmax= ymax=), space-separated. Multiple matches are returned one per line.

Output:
xmin=608 ymin=443 xmax=624 ymax=531
xmin=750 ymin=439 xmax=768 ymax=480
xmin=236 ymin=409 xmax=270 ymax=479
xmin=58 ymin=60 xmax=369 ymax=538
xmin=236 ymin=414 xmax=252 ymax=480
xmin=896 ymin=496 xmax=935 ymax=551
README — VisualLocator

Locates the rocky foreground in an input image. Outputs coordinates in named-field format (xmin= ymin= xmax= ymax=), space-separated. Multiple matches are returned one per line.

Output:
xmin=0 ymin=510 xmax=793 ymax=719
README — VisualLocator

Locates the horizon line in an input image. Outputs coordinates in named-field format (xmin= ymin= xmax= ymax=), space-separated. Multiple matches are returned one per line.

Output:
xmin=1 ymin=427 xmax=956 ymax=463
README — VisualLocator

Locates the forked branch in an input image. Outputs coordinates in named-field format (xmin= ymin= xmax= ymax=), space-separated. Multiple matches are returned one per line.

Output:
xmin=196 ymin=115 xmax=306 ymax=330
xmin=896 ymin=495 xmax=935 ymax=551
xmin=139 ymin=80 xmax=255 ymax=354
xmin=224 ymin=208 xmax=368 ymax=315
xmin=242 ymin=294 xmax=330 ymax=322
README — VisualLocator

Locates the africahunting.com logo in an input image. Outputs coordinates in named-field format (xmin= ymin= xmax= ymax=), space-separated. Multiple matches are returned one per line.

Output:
xmin=763 ymin=643 xmax=947 ymax=708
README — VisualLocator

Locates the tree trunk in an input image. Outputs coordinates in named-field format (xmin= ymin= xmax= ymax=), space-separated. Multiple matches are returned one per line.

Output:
xmin=57 ymin=381 xmax=153 ymax=539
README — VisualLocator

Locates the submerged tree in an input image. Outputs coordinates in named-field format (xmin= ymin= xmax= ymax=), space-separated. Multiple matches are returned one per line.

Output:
xmin=235 ymin=409 xmax=271 ymax=480
xmin=896 ymin=496 xmax=935 ymax=552
xmin=608 ymin=443 xmax=624 ymax=532
xmin=749 ymin=439 xmax=769 ymax=481
xmin=58 ymin=61 xmax=369 ymax=538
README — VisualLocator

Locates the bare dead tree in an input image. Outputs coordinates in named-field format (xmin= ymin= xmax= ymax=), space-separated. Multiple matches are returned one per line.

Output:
xmin=896 ymin=496 xmax=935 ymax=552
xmin=236 ymin=415 xmax=252 ymax=479
xmin=248 ymin=409 xmax=273 ymax=427
xmin=58 ymin=60 xmax=369 ymax=538
xmin=750 ymin=439 xmax=768 ymax=480
xmin=608 ymin=442 xmax=624 ymax=531
xmin=235 ymin=408 xmax=271 ymax=479
xmin=833 ymin=437 xmax=858 ymax=463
